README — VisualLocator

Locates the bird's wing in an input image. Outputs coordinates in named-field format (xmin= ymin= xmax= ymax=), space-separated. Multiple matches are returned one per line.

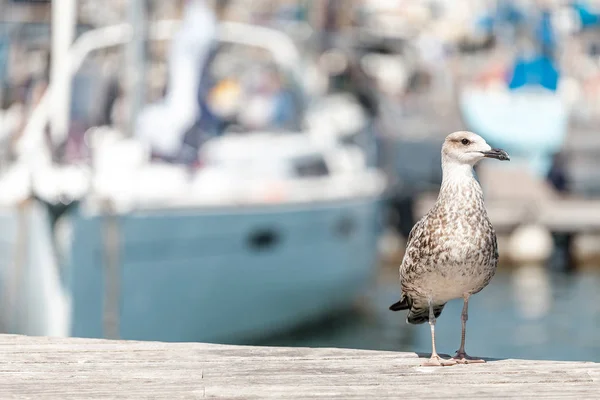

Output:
xmin=390 ymin=214 xmax=431 ymax=313
xmin=399 ymin=215 xmax=427 ymax=285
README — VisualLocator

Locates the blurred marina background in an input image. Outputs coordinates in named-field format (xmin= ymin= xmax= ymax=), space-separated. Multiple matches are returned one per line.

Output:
xmin=1 ymin=0 xmax=600 ymax=363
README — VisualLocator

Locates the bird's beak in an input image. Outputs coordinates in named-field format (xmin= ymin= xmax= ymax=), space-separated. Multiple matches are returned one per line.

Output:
xmin=482 ymin=148 xmax=510 ymax=161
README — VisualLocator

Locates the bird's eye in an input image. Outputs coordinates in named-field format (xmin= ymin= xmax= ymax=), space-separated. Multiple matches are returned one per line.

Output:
xmin=461 ymin=138 xmax=470 ymax=145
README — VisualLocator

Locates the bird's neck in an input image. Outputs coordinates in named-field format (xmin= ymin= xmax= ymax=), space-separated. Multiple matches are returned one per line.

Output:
xmin=441 ymin=161 xmax=474 ymax=183
xmin=438 ymin=162 xmax=483 ymax=206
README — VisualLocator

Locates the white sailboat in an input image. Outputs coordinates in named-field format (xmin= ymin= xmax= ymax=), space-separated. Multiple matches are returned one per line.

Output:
xmin=0 ymin=1 xmax=384 ymax=342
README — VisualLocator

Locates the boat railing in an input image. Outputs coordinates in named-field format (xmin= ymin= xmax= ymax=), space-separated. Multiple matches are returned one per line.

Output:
xmin=16 ymin=20 xmax=303 ymax=168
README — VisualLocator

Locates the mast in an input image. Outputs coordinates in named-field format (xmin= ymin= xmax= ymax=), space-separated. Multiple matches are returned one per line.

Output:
xmin=125 ymin=0 xmax=147 ymax=137
xmin=49 ymin=0 xmax=76 ymax=148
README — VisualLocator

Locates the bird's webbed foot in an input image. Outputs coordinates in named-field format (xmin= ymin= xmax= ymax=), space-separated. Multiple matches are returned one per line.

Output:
xmin=451 ymin=351 xmax=486 ymax=364
xmin=421 ymin=354 xmax=457 ymax=367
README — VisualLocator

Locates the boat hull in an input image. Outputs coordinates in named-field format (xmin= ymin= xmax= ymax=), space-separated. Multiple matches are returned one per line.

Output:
xmin=459 ymin=87 xmax=569 ymax=176
xmin=0 ymin=203 xmax=70 ymax=336
xmin=0 ymin=196 xmax=380 ymax=343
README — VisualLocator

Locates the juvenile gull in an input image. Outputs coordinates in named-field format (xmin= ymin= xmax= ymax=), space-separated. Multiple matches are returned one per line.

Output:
xmin=389 ymin=131 xmax=510 ymax=367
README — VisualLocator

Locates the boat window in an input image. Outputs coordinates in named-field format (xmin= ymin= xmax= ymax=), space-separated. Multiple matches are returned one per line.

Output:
xmin=201 ymin=43 xmax=304 ymax=135
xmin=292 ymin=156 xmax=329 ymax=177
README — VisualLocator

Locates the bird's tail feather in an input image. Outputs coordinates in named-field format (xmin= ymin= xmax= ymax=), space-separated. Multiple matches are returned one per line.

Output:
xmin=390 ymin=296 xmax=446 ymax=324
xmin=389 ymin=296 xmax=410 ymax=311
xmin=405 ymin=303 xmax=446 ymax=325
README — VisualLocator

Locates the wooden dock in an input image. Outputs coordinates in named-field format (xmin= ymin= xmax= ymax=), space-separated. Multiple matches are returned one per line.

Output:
xmin=0 ymin=334 xmax=598 ymax=399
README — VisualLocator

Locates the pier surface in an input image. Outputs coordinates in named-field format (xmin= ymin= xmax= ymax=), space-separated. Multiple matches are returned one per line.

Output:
xmin=0 ymin=334 xmax=598 ymax=399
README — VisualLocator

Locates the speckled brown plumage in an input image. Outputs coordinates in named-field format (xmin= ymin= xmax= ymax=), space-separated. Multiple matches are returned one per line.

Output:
xmin=397 ymin=167 xmax=498 ymax=324
xmin=390 ymin=131 xmax=505 ymax=324
xmin=390 ymin=131 xmax=509 ymax=366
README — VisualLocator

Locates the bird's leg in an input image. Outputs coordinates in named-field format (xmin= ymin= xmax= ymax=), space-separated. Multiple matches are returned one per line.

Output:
xmin=422 ymin=298 xmax=456 ymax=367
xmin=451 ymin=295 xmax=485 ymax=364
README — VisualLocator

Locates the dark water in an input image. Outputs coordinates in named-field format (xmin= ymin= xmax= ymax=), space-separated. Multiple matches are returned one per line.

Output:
xmin=256 ymin=267 xmax=600 ymax=362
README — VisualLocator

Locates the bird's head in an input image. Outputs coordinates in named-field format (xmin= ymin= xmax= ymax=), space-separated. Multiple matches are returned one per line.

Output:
xmin=442 ymin=131 xmax=510 ymax=167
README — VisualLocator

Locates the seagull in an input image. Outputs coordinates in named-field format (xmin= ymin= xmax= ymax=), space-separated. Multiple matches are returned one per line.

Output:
xmin=389 ymin=131 xmax=510 ymax=367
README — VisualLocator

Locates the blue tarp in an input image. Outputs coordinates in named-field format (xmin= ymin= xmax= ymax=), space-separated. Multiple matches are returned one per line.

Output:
xmin=499 ymin=6 xmax=559 ymax=91
xmin=573 ymin=1 xmax=600 ymax=27
xmin=508 ymin=55 xmax=559 ymax=91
